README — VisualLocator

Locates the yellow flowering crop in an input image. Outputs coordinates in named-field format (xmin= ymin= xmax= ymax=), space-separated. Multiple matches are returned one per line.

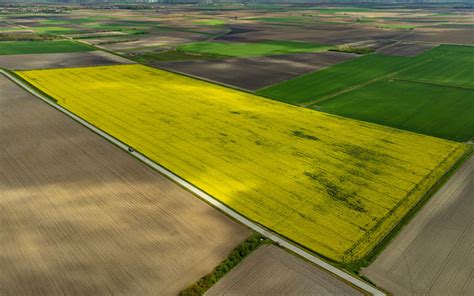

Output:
xmin=18 ymin=64 xmax=469 ymax=263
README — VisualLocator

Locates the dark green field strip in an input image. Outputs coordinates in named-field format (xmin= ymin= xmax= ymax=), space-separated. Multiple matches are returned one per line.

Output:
xmin=32 ymin=27 xmax=84 ymax=35
xmin=395 ymin=45 xmax=474 ymax=89
xmin=257 ymin=54 xmax=415 ymax=105
xmin=0 ymin=40 xmax=94 ymax=55
xmin=316 ymin=79 xmax=474 ymax=142
xmin=257 ymin=45 xmax=473 ymax=106
xmin=177 ymin=40 xmax=330 ymax=57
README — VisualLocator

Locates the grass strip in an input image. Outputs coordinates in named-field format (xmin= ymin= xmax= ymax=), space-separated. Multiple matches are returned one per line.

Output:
xmin=180 ymin=234 xmax=271 ymax=296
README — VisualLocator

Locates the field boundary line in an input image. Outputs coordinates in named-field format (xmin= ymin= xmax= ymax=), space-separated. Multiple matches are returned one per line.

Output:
xmin=1 ymin=69 xmax=385 ymax=296
xmin=390 ymin=76 xmax=474 ymax=90
xmin=303 ymin=57 xmax=438 ymax=108
xmin=303 ymin=74 xmax=385 ymax=108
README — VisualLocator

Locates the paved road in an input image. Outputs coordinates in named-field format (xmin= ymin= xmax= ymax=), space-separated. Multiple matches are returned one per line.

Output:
xmin=1 ymin=69 xmax=385 ymax=296
xmin=362 ymin=154 xmax=473 ymax=295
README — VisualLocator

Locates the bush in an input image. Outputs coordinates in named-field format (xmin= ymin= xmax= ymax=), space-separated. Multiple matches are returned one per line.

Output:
xmin=329 ymin=45 xmax=375 ymax=54
xmin=179 ymin=234 xmax=270 ymax=296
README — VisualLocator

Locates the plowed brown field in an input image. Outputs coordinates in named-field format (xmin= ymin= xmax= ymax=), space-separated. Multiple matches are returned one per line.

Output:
xmin=0 ymin=74 xmax=250 ymax=295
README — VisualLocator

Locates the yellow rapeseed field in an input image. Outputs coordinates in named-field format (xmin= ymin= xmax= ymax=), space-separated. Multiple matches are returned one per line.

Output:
xmin=18 ymin=64 xmax=468 ymax=264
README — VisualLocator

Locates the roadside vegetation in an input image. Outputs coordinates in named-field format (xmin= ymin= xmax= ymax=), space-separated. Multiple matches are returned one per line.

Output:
xmin=329 ymin=45 xmax=375 ymax=54
xmin=180 ymin=234 xmax=270 ymax=296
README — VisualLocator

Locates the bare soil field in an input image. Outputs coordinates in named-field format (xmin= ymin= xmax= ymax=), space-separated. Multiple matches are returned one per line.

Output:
xmin=0 ymin=50 xmax=134 ymax=70
xmin=377 ymin=42 xmax=438 ymax=57
xmin=362 ymin=155 xmax=473 ymax=295
xmin=70 ymin=31 xmax=129 ymax=38
xmin=342 ymin=39 xmax=397 ymax=51
xmin=206 ymin=245 xmax=364 ymax=296
xmin=0 ymin=75 xmax=250 ymax=295
xmin=396 ymin=28 xmax=474 ymax=45
xmin=158 ymin=51 xmax=356 ymax=90
xmin=217 ymin=24 xmax=407 ymax=46
xmin=96 ymin=31 xmax=209 ymax=51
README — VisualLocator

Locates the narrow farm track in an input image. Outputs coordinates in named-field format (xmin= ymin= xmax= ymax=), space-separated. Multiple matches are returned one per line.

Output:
xmin=0 ymin=69 xmax=387 ymax=296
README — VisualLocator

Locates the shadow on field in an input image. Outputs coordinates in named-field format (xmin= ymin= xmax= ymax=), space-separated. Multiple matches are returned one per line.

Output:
xmin=0 ymin=75 xmax=250 ymax=295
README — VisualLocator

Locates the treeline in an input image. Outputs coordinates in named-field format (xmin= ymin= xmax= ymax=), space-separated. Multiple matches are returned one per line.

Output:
xmin=180 ymin=234 xmax=271 ymax=296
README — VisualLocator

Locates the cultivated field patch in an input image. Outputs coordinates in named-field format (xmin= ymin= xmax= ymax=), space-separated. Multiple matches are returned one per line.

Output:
xmin=317 ymin=79 xmax=474 ymax=142
xmin=257 ymin=54 xmax=414 ymax=105
xmin=176 ymin=40 xmax=330 ymax=57
xmin=362 ymin=155 xmax=473 ymax=295
xmin=258 ymin=45 xmax=474 ymax=106
xmin=0 ymin=40 xmax=93 ymax=55
xmin=0 ymin=50 xmax=134 ymax=70
xmin=396 ymin=28 xmax=474 ymax=45
xmin=394 ymin=45 xmax=474 ymax=88
xmin=18 ymin=64 xmax=468 ymax=264
xmin=207 ymin=245 xmax=364 ymax=296
xmin=377 ymin=42 xmax=437 ymax=57
xmin=158 ymin=51 xmax=356 ymax=90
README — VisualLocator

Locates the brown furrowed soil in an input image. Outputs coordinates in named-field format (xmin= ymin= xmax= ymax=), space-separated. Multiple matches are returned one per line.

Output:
xmin=95 ymin=31 xmax=209 ymax=51
xmin=377 ymin=42 xmax=438 ymax=57
xmin=396 ymin=28 xmax=474 ymax=45
xmin=0 ymin=75 xmax=250 ymax=295
xmin=0 ymin=50 xmax=134 ymax=70
xmin=158 ymin=51 xmax=356 ymax=90
xmin=216 ymin=23 xmax=406 ymax=46
xmin=206 ymin=245 xmax=364 ymax=296
xmin=362 ymin=155 xmax=473 ymax=295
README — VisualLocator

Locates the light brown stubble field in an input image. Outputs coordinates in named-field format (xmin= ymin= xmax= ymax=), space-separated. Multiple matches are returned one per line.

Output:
xmin=206 ymin=245 xmax=365 ymax=296
xmin=0 ymin=74 xmax=250 ymax=295
xmin=0 ymin=51 xmax=134 ymax=70
xmin=362 ymin=155 xmax=473 ymax=295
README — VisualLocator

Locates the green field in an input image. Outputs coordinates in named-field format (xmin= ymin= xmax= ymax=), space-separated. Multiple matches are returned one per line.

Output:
xmin=177 ymin=40 xmax=329 ymax=57
xmin=317 ymin=79 xmax=474 ymax=142
xmin=257 ymin=46 xmax=474 ymax=105
xmin=128 ymin=50 xmax=229 ymax=62
xmin=194 ymin=19 xmax=226 ymax=26
xmin=32 ymin=26 xmax=83 ymax=34
xmin=257 ymin=54 xmax=414 ymax=105
xmin=248 ymin=16 xmax=314 ymax=23
xmin=395 ymin=45 xmax=474 ymax=88
xmin=0 ymin=27 xmax=26 ymax=32
xmin=257 ymin=45 xmax=473 ymax=141
xmin=0 ymin=40 xmax=93 ymax=55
